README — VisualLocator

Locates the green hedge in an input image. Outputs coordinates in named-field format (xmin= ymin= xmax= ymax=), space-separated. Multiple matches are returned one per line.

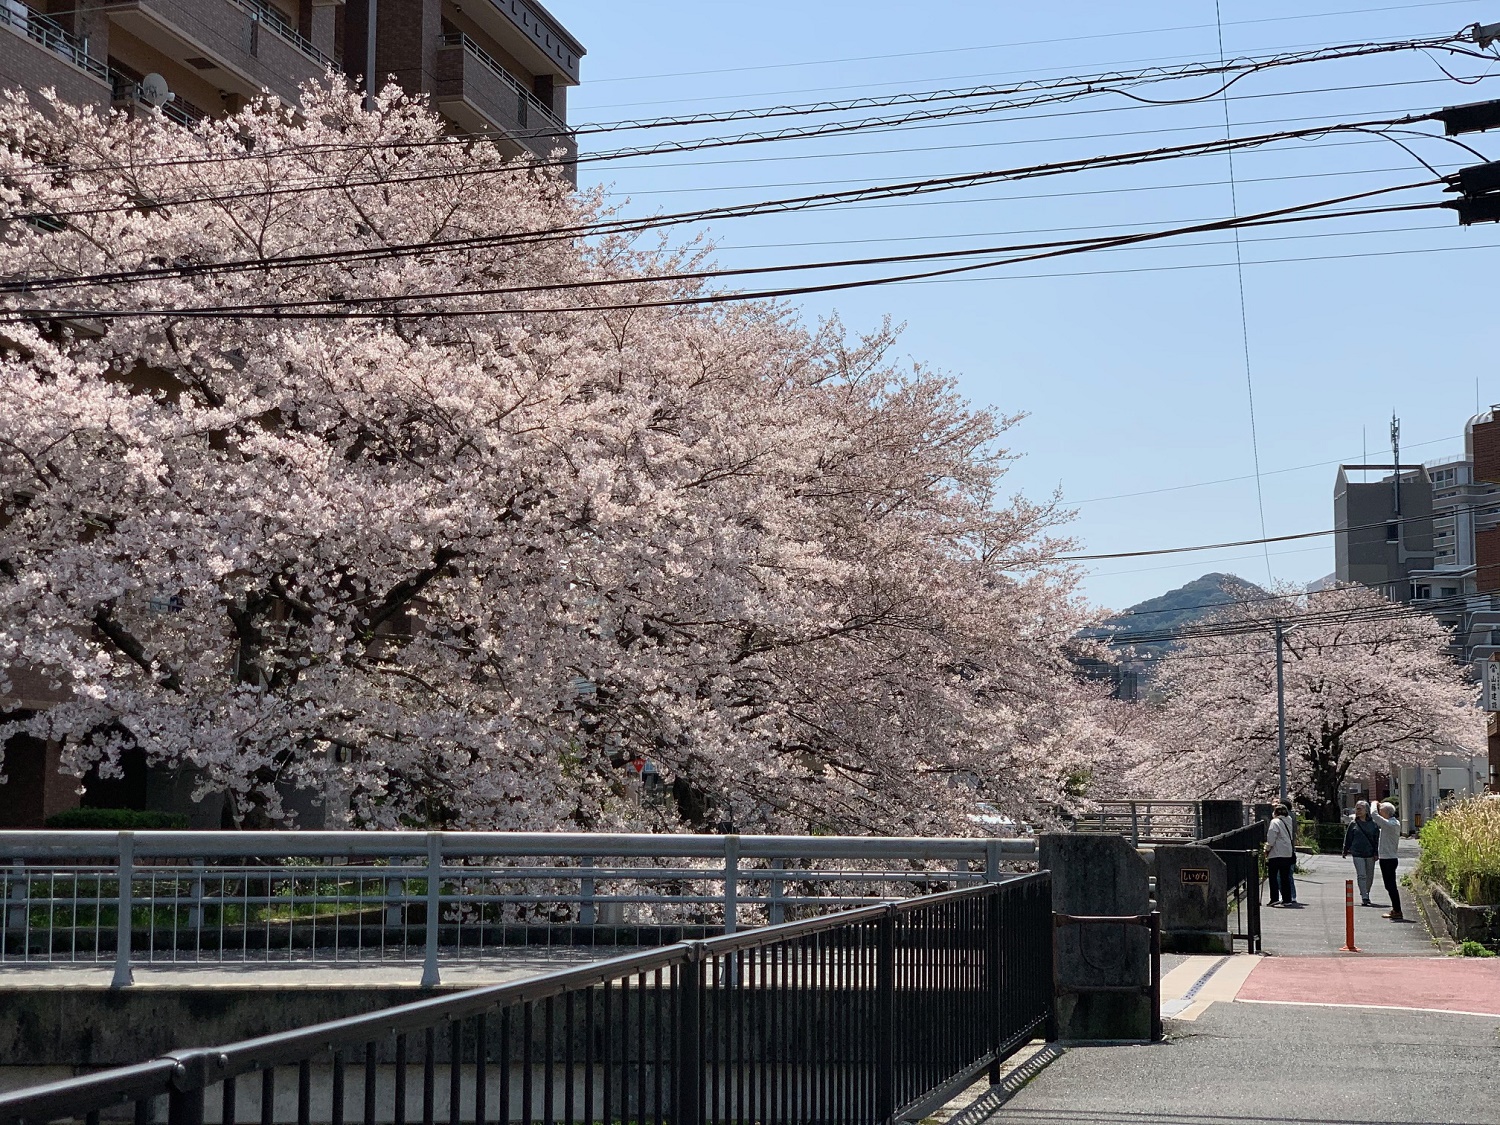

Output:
xmin=1417 ymin=798 xmax=1500 ymax=905
xmin=44 ymin=808 xmax=190 ymax=830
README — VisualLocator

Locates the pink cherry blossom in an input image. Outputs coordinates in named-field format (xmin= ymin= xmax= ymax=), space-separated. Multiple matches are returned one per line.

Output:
xmin=0 ymin=81 xmax=1098 ymax=833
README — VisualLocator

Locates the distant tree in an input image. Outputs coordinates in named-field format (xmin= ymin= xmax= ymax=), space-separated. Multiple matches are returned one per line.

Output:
xmin=0 ymin=82 xmax=1095 ymax=833
xmin=1130 ymin=584 xmax=1481 ymax=821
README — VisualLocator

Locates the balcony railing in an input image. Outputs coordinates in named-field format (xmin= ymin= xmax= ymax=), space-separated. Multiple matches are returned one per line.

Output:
xmin=439 ymin=31 xmax=569 ymax=136
xmin=110 ymin=73 xmax=207 ymax=127
xmin=226 ymin=0 xmax=336 ymax=69
xmin=0 ymin=1 xmax=109 ymax=81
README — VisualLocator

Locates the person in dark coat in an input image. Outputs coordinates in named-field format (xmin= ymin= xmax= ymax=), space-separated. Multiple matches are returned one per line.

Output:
xmin=1342 ymin=800 xmax=1380 ymax=906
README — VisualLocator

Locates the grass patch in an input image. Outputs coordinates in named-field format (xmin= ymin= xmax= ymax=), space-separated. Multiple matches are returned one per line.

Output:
xmin=1417 ymin=798 xmax=1500 ymax=906
xmin=1454 ymin=940 xmax=1497 ymax=958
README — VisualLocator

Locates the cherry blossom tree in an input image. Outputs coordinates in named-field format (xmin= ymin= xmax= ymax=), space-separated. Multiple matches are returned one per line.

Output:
xmin=0 ymin=81 xmax=1094 ymax=833
xmin=1128 ymin=584 xmax=1481 ymax=821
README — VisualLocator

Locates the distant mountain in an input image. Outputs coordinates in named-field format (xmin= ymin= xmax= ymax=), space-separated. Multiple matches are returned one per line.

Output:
xmin=1102 ymin=572 xmax=1267 ymax=641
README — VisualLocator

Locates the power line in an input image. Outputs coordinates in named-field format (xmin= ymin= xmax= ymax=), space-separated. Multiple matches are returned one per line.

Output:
xmin=0 ymin=114 xmax=1446 ymax=299
xmin=10 ymin=196 xmax=1433 ymax=320
xmin=1101 ymin=593 xmax=1467 ymax=646
xmin=3 ymin=32 xmax=1487 ymax=192
xmin=1068 ymin=431 xmax=1462 ymax=504
xmin=19 ymin=86 xmax=1468 ymax=230
xmin=579 ymin=1 xmax=1484 ymax=87
xmin=1048 ymin=508 xmax=1443 ymax=565
xmin=2 ymin=187 xmax=1440 ymax=322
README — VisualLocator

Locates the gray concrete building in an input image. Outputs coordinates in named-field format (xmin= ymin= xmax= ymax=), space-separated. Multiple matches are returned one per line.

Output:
xmin=1333 ymin=408 xmax=1500 ymax=793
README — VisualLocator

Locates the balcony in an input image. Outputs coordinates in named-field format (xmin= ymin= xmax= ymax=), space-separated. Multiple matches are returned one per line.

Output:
xmin=110 ymin=73 xmax=208 ymax=127
xmin=434 ymin=33 xmax=577 ymax=172
xmin=100 ymin=0 xmax=333 ymax=106
xmin=0 ymin=3 xmax=112 ymax=109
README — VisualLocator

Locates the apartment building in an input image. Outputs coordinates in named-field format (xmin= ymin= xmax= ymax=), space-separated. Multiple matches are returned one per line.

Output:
xmin=0 ymin=0 xmax=584 ymax=173
xmin=1333 ymin=407 xmax=1500 ymax=793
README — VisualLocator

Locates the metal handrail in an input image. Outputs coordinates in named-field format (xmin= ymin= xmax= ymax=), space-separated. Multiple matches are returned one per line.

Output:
xmin=1 ymin=830 xmax=1038 ymax=985
xmin=0 ymin=876 xmax=1057 ymax=1125
xmin=437 ymin=31 xmax=570 ymax=134
xmin=0 ymin=829 xmax=1038 ymax=859
xmin=227 ymin=0 xmax=336 ymax=68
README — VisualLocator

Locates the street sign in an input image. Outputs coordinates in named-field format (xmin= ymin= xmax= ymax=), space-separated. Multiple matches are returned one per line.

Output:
xmin=1180 ymin=868 xmax=1209 ymax=885
xmin=1484 ymin=660 xmax=1500 ymax=712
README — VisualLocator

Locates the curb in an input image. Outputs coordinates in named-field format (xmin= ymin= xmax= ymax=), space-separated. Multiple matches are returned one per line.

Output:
xmin=1408 ymin=876 xmax=1458 ymax=956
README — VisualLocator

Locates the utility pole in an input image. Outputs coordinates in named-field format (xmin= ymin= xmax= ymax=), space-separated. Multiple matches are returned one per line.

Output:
xmin=1275 ymin=620 xmax=1288 ymax=806
xmin=1390 ymin=413 xmax=1401 ymax=518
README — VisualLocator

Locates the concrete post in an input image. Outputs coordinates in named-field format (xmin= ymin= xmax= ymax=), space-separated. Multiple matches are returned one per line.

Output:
xmin=1038 ymin=833 xmax=1152 ymax=1042
xmin=1153 ymin=844 xmax=1232 ymax=953
xmin=1199 ymin=800 xmax=1245 ymax=840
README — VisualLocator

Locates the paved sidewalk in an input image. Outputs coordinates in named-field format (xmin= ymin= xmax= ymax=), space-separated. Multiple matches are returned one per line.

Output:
xmin=978 ymin=1000 xmax=1499 ymax=1124
xmin=1261 ymin=840 xmax=1433 ymax=956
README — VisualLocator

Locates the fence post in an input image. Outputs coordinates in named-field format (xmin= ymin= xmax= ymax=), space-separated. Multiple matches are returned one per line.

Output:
xmin=1148 ymin=911 xmax=1163 ymax=1043
xmin=112 ymin=831 xmax=135 ymax=989
xmin=385 ymin=859 xmax=403 ymax=927
xmin=768 ymin=858 xmax=785 ymax=924
xmin=674 ymin=944 xmax=703 ymax=1125
xmin=1130 ymin=804 xmax=1141 ymax=848
xmin=1042 ymin=881 xmax=1058 ymax=1043
xmin=983 ymin=840 xmax=1000 ymax=884
xmin=168 ymin=1055 xmax=209 ymax=1125
xmin=876 ymin=905 xmax=896 ymax=1125
xmin=722 ymin=835 xmax=739 ymax=935
xmin=188 ymin=858 xmax=205 ymax=931
xmin=579 ymin=855 xmax=597 ymax=926
xmin=6 ymin=860 xmax=26 ymax=932
xmin=986 ymin=887 xmax=1003 ymax=1083
xmin=420 ymin=832 xmax=441 ymax=989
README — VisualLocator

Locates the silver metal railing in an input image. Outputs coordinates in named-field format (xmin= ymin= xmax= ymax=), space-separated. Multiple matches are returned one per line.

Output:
xmin=1071 ymin=800 xmax=1208 ymax=845
xmin=0 ymin=830 xmax=1037 ymax=987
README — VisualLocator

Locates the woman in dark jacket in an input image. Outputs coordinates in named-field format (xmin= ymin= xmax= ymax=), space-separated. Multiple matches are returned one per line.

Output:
xmin=1342 ymin=800 xmax=1380 ymax=906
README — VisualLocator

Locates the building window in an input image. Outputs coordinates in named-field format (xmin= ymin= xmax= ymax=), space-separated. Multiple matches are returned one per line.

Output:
xmin=1413 ymin=584 xmax=1432 ymax=599
xmin=1441 ymin=586 xmax=1460 ymax=597
xmin=1386 ymin=523 xmax=1400 ymax=540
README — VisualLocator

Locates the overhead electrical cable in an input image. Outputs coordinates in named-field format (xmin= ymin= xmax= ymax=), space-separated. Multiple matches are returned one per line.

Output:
xmin=1045 ymin=509 xmax=1446 ymax=564
xmin=15 ymin=86 xmax=1475 ymax=229
xmin=1 ymin=29 xmax=1490 ymax=187
xmin=0 ymin=187 xmax=1442 ymax=322
xmin=1215 ymin=0 xmax=1275 ymax=585
xmin=579 ymin=1 xmax=1486 ymax=86
xmin=0 ymin=114 xmax=1449 ymax=298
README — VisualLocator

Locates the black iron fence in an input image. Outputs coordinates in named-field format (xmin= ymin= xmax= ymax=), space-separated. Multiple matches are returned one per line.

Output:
xmin=1199 ymin=822 xmax=1267 ymax=953
xmin=0 ymin=876 xmax=1054 ymax=1125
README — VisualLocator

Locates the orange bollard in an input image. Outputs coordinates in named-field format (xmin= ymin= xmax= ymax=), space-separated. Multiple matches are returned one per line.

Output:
xmin=1342 ymin=878 xmax=1360 ymax=952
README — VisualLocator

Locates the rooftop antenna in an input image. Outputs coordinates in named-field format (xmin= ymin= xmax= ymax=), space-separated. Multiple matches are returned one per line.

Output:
xmin=1391 ymin=412 xmax=1401 ymax=517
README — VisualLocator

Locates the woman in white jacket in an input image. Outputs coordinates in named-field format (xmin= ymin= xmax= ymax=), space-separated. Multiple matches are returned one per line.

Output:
xmin=1369 ymin=801 xmax=1403 ymax=920
xmin=1265 ymin=804 xmax=1298 ymax=907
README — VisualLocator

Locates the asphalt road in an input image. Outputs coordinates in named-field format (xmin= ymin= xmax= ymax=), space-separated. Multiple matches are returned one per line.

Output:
xmin=983 ymin=1000 xmax=1500 ymax=1124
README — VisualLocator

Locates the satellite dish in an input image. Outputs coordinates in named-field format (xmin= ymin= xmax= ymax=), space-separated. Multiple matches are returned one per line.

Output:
xmin=138 ymin=73 xmax=171 ymax=107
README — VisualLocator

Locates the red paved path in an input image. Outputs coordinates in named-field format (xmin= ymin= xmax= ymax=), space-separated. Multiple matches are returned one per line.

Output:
xmin=1238 ymin=956 xmax=1500 ymax=1015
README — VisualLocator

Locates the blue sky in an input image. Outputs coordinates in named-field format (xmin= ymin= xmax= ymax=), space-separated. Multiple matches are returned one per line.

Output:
xmin=546 ymin=0 xmax=1500 ymax=612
